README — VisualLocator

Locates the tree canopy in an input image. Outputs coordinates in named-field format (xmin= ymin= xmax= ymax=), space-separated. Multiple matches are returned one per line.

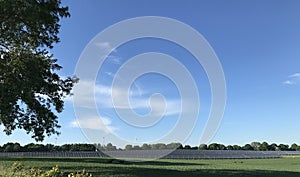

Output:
xmin=0 ymin=0 xmax=77 ymax=141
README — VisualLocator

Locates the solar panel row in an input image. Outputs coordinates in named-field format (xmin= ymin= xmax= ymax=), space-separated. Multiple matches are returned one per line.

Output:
xmin=1 ymin=150 xmax=300 ymax=159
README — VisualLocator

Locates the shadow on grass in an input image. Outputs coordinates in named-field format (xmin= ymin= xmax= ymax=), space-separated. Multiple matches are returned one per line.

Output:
xmin=63 ymin=167 xmax=300 ymax=177
xmin=57 ymin=165 xmax=300 ymax=177
xmin=0 ymin=156 xmax=204 ymax=166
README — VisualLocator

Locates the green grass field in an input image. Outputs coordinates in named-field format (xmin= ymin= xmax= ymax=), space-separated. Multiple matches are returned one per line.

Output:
xmin=1 ymin=156 xmax=300 ymax=177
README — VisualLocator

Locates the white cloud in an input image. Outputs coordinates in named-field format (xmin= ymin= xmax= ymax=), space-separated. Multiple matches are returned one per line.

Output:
xmin=67 ymin=79 xmax=196 ymax=135
xmin=105 ymin=71 xmax=115 ymax=77
xmin=94 ymin=42 xmax=122 ymax=65
xmin=69 ymin=79 xmax=183 ymax=117
xmin=283 ymin=80 xmax=294 ymax=85
xmin=67 ymin=80 xmax=112 ymax=108
xmin=283 ymin=73 xmax=300 ymax=85
xmin=164 ymin=99 xmax=182 ymax=116
xmin=70 ymin=116 xmax=116 ymax=134
xmin=289 ymin=73 xmax=300 ymax=78
xmin=95 ymin=42 xmax=116 ymax=53
xmin=106 ymin=55 xmax=122 ymax=65
xmin=124 ymin=97 xmax=181 ymax=116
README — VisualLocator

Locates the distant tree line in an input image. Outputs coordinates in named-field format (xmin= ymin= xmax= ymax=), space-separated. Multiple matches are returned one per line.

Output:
xmin=122 ymin=142 xmax=300 ymax=151
xmin=1 ymin=142 xmax=300 ymax=152
xmin=198 ymin=142 xmax=300 ymax=151
xmin=0 ymin=143 xmax=95 ymax=152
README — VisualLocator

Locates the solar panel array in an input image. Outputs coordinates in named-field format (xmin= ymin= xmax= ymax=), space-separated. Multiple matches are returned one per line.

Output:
xmin=0 ymin=151 xmax=105 ymax=157
xmin=105 ymin=150 xmax=300 ymax=159
xmin=1 ymin=150 xmax=300 ymax=159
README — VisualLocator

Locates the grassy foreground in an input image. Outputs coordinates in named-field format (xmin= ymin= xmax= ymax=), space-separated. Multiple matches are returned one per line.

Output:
xmin=1 ymin=156 xmax=300 ymax=177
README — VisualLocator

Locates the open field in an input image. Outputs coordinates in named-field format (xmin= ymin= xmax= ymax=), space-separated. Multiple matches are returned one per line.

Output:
xmin=1 ymin=156 xmax=300 ymax=177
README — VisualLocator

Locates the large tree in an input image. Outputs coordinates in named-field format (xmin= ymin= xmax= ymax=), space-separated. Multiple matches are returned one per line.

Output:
xmin=0 ymin=0 xmax=77 ymax=141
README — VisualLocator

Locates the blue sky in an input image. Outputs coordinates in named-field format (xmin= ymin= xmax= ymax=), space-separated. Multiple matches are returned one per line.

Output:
xmin=1 ymin=0 xmax=300 ymax=147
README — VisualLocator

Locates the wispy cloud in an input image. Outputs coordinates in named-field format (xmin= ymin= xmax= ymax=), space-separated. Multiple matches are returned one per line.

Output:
xmin=69 ymin=80 xmax=182 ymax=115
xmin=283 ymin=73 xmax=300 ymax=85
xmin=94 ymin=42 xmax=122 ymax=65
xmin=95 ymin=42 xmax=117 ymax=53
xmin=283 ymin=80 xmax=293 ymax=85
xmin=104 ymin=72 xmax=115 ymax=78
xmin=106 ymin=55 xmax=122 ymax=65
xmin=70 ymin=116 xmax=116 ymax=134
xmin=67 ymin=80 xmax=112 ymax=108
xmin=68 ymin=79 xmax=187 ymax=134
xmin=289 ymin=73 xmax=300 ymax=78
xmin=112 ymin=97 xmax=181 ymax=117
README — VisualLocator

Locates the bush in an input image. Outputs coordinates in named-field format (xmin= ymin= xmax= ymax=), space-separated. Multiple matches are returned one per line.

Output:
xmin=39 ymin=166 xmax=63 ymax=177
xmin=0 ymin=162 xmax=27 ymax=177
xmin=0 ymin=162 xmax=92 ymax=177
xmin=68 ymin=170 xmax=92 ymax=177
